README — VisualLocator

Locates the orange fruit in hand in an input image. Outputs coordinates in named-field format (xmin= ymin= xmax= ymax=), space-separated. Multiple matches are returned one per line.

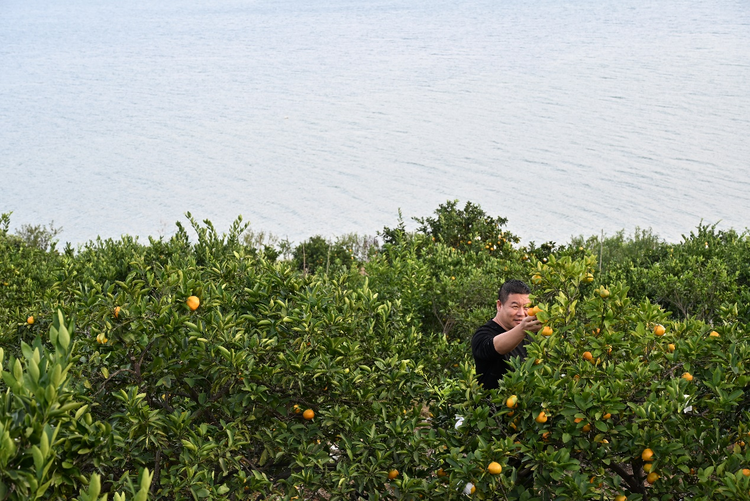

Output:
xmin=303 ymin=409 xmax=315 ymax=420
xmin=388 ymin=469 xmax=399 ymax=480
xmin=487 ymin=461 xmax=502 ymax=474
xmin=654 ymin=324 xmax=665 ymax=336
xmin=642 ymin=448 xmax=654 ymax=462
xmin=186 ymin=296 xmax=200 ymax=311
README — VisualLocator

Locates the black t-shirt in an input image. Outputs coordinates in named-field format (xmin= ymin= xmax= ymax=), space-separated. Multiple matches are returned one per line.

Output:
xmin=471 ymin=319 xmax=531 ymax=390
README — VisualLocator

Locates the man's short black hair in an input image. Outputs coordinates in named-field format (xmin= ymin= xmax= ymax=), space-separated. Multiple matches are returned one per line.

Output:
xmin=498 ymin=279 xmax=531 ymax=304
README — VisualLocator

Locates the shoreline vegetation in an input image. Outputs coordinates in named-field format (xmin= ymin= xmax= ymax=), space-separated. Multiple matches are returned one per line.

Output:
xmin=2 ymin=200 xmax=749 ymax=500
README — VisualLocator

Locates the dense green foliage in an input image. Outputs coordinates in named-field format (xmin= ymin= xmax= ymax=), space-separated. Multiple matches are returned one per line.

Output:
xmin=1 ymin=202 xmax=749 ymax=500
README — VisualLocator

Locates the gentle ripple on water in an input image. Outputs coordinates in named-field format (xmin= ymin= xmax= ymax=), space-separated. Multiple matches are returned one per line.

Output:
xmin=1 ymin=0 xmax=749 ymax=246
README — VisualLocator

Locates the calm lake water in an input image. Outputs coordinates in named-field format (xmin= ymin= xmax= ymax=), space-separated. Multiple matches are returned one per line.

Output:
xmin=1 ymin=0 xmax=749 ymax=246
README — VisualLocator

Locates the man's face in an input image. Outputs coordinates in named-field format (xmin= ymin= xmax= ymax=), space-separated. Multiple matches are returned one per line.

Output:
xmin=496 ymin=293 xmax=530 ymax=330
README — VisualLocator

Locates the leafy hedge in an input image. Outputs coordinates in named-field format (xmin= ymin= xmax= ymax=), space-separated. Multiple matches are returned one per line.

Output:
xmin=1 ymin=202 xmax=749 ymax=500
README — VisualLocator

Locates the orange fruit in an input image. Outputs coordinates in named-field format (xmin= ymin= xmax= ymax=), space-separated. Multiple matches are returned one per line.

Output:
xmin=186 ymin=296 xmax=200 ymax=311
xmin=709 ymin=331 xmax=720 ymax=338
xmin=388 ymin=469 xmax=399 ymax=480
xmin=682 ymin=372 xmax=694 ymax=381
xmin=615 ymin=496 xmax=627 ymax=501
xmin=668 ymin=343 xmax=675 ymax=352
xmin=574 ymin=418 xmax=584 ymax=424
xmin=599 ymin=288 xmax=610 ymax=298
xmin=643 ymin=463 xmax=652 ymax=473
xmin=487 ymin=461 xmax=502 ymax=474
xmin=646 ymin=472 xmax=658 ymax=484
xmin=293 ymin=404 xmax=302 ymax=414
xmin=506 ymin=395 xmax=518 ymax=408
xmin=26 ymin=316 xmax=34 ymax=325
xmin=531 ymin=274 xmax=542 ymax=285
xmin=534 ymin=358 xmax=542 ymax=365
xmin=654 ymin=324 xmax=666 ymax=336
xmin=582 ymin=423 xmax=591 ymax=432
xmin=542 ymin=431 xmax=551 ymax=441
xmin=541 ymin=326 xmax=553 ymax=336
xmin=583 ymin=351 xmax=593 ymax=362
xmin=303 ymin=409 xmax=315 ymax=420
xmin=437 ymin=468 xmax=447 ymax=477
xmin=642 ymin=448 xmax=654 ymax=462
xmin=603 ymin=413 xmax=612 ymax=420
xmin=114 ymin=306 xmax=121 ymax=318
xmin=742 ymin=468 xmax=750 ymax=476
xmin=584 ymin=273 xmax=594 ymax=283
xmin=535 ymin=411 xmax=548 ymax=423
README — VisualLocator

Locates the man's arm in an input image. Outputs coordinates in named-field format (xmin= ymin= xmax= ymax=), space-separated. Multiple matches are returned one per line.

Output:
xmin=492 ymin=316 xmax=542 ymax=355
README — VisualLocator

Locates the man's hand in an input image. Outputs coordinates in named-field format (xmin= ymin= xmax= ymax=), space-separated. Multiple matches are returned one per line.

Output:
xmin=519 ymin=315 xmax=542 ymax=333
xmin=492 ymin=315 xmax=543 ymax=355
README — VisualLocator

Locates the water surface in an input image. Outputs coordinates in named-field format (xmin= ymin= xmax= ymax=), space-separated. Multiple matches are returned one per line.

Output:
xmin=1 ymin=0 xmax=749 ymax=245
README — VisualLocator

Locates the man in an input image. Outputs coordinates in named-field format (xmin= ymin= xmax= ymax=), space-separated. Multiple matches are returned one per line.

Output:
xmin=471 ymin=279 xmax=542 ymax=389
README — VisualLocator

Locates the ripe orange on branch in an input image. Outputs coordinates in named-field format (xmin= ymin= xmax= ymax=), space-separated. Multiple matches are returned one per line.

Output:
xmin=642 ymin=448 xmax=654 ymax=462
xmin=487 ymin=461 xmax=502 ymax=474
xmin=654 ymin=324 xmax=666 ymax=336
xmin=303 ymin=409 xmax=315 ymax=420
xmin=186 ymin=296 xmax=200 ymax=311
xmin=388 ymin=469 xmax=399 ymax=480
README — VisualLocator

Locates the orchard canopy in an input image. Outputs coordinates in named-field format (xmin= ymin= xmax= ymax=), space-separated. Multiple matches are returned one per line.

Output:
xmin=1 ymin=201 xmax=750 ymax=501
